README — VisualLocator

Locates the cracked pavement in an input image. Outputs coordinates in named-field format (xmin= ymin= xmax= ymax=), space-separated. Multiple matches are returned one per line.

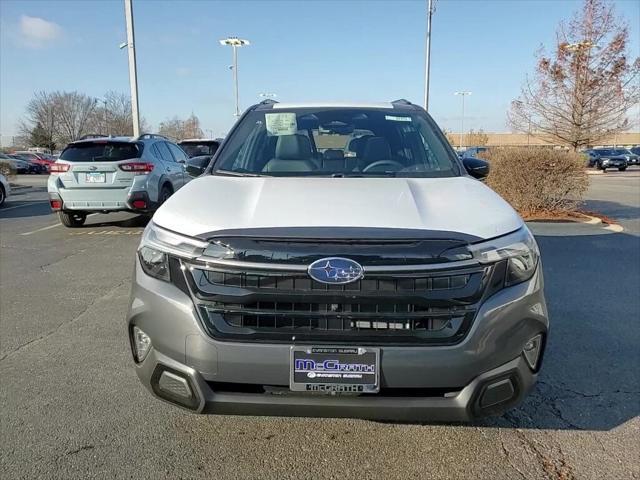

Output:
xmin=1 ymin=173 xmax=638 ymax=479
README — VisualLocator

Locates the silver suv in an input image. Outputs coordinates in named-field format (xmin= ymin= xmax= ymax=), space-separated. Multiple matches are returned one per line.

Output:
xmin=127 ymin=100 xmax=548 ymax=421
xmin=48 ymin=134 xmax=190 ymax=227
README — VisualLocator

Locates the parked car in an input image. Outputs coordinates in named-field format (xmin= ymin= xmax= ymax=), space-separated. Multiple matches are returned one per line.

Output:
xmin=590 ymin=148 xmax=628 ymax=171
xmin=47 ymin=133 xmax=192 ymax=227
xmin=127 ymin=99 xmax=548 ymax=421
xmin=13 ymin=151 xmax=54 ymax=172
xmin=462 ymin=146 xmax=490 ymax=159
xmin=629 ymin=146 xmax=640 ymax=158
xmin=178 ymin=139 xmax=220 ymax=159
xmin=0 ymin=173 xmax=10 ymax=206
xmin=614 ymin=148 xmax=639 ymax=166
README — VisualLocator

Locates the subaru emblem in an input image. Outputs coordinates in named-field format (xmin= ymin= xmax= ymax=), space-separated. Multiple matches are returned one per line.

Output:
xmin=307 ymin=257 xmax=364 ymax=285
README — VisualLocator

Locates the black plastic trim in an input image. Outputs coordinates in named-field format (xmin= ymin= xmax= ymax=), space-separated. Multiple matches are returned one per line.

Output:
xmin=196 ymin=227 xmax=482 ymax=243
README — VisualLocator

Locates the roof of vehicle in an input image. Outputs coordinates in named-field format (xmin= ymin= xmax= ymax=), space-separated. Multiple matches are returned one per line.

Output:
xmin=254 ymin=99 xmax=422 ymax=112
xmin=272 ymin=101 xmax=395 ymax=110
xmin=179 ymin=138 xmax=219 ymax=143
xmin=66 ymin=134 xmax=175 ymax=146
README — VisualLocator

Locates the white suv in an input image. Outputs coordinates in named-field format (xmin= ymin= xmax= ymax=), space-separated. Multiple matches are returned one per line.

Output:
xmin=127 ymin=100 xmax=548 ymax=421
xmin=48 ymin=134 xmax=190 ymax=227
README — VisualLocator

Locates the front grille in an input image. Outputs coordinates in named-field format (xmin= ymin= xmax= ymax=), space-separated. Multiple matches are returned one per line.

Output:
xmin=180 ymin=258 xmax=497 ymax=345
xmin=199 ymin=269 xmax=472 ymax=293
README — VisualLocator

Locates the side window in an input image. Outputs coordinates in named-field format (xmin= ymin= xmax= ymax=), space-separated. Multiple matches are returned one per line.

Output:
xmin=156 ymin=142 xmax=174 ymax=163
xmin=167 ymin=143 xmax=188 ymax=163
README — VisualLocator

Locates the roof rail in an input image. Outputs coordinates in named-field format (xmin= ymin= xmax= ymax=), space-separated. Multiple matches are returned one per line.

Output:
xmin=136 ymin=133 xmax=170 ymax=141
xmin=78 ymin=134 xmax=108 ymax=140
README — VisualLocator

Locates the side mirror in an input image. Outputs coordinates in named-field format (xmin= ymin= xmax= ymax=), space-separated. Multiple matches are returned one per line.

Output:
xmin=185 ymin=156 xmax=210 ymax=177
xmin=462 ymin=157 xmax=490 ymax=180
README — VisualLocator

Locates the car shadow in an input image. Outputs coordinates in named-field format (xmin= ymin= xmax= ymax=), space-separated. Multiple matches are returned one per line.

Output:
xmin=84 ymin=214 xmax=151 ymax=229
xmin=0 ymin=200 xmax=54 ymax=219
xmin=582 ymin=199 xmax=640 ymax=220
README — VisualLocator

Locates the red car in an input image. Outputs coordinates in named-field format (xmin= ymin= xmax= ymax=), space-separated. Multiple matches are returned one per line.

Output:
xmin=13 ymin=152 xmax=54 ymax=172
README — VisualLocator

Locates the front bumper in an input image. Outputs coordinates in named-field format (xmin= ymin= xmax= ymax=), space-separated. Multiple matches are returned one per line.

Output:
xmin=127 ymin=259 xmax=548 ymax=421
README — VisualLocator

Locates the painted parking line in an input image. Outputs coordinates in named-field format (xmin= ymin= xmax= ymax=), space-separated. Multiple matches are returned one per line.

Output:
xmin=68 ymin=230 xmax=142 ymax=236
xmin=19 ymin=223 xmax=61 ymax=236
xmin=0 ymin=201 xmax=48 ymax=212
xmin=18 ymin=213 xmax=101 ymax=236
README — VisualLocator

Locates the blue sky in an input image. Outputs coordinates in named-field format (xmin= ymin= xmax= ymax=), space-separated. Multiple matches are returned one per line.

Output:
xmin=1 ymin=0 xmax=638 ymax=145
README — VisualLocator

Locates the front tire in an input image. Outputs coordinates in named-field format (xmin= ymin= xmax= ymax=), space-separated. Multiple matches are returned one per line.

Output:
xmin=59 ymin=211 xmax=87 ymax=228
xmin=618 ymin=167 xmax=627 ymax=171
xmin=0 ymin=185 xmax=5 ymax=206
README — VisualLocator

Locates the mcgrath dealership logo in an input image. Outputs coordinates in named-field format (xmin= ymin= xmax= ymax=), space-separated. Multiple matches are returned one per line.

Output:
xmin=307 ymin=257 xmax=364 ymax=285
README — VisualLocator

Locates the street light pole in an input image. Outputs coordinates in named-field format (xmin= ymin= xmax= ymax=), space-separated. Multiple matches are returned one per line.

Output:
xmin=423 ymin=0 xmax=436 ymax=111
xmin=454 ymin=91 xmax=471 ymax=148
xmin=220 ymin=37 xmax=250 ymax=117
xmin=123 ymin=0 xmax=140 ymax=137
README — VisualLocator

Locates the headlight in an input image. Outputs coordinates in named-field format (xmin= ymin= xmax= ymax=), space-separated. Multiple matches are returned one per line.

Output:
xmin=137 ymin=222 xmax=209 ymax=281
xmin=468 ymin=226 xmax=539 ymax=287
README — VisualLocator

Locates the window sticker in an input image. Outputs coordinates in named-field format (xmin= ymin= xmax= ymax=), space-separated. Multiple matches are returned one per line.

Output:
xmin=384 ymin=115 xmax=412 ymax=122
xmin=265 ymin=113 xmax=298 ymax=136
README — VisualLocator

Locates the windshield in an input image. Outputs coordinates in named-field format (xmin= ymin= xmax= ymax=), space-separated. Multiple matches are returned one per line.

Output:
xmin=180 ymin=142 xmax=219 ymax=158
xmin=213 ymin=108 xmax=460 ymax=177
xmin=60 ymin=141 xmax=142 ymax=162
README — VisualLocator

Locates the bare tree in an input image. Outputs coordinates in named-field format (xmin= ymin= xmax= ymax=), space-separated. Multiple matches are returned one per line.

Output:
xmin=508 ymin=0 xmax=640 ymax=150
xmin=53 ymin=91 xmax=98 ymax=144
xmin=95 ymin=91 xmax=150 ymax=136
xmin=467 ymin=129 xmax=489 ymax=146
xmin=158 ymin=113 xmax=203 ymax=141
xmin=19 ymin=91 xmax=57 ymax=148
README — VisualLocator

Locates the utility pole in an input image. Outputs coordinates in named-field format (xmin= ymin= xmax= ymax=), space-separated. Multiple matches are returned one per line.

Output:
xmin=454 ymin=91 xmax=471 ymax=148
xmin=124 ymin=0 xmax=140 ymax=136
xmin=220 ymin=37 xmax=250 ymax=117
xmin=423 ymin=0 xmax=436 ymax=111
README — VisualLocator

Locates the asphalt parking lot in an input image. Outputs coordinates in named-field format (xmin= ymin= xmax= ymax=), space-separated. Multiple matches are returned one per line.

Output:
xmin=1 ymin=172 xmax=639 ymax=479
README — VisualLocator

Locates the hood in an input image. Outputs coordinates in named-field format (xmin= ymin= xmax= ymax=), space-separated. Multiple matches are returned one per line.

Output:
xmin=153 ymin=176 xmax=523 ymax=241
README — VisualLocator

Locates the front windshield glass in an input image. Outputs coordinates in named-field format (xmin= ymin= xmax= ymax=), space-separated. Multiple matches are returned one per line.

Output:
xmin=213 ymin=108 xmax=460 ymax=177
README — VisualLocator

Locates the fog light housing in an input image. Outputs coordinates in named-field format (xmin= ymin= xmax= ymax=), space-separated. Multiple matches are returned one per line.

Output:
xmin=523 ymin=334 xmax=543 ymax=371
xmin=132 ymin=326 xmax=152 ymax=362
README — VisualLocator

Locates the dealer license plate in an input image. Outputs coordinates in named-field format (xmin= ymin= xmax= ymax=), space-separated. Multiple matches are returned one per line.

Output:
xmin=290 ymin=346 xmax=380 ymax=393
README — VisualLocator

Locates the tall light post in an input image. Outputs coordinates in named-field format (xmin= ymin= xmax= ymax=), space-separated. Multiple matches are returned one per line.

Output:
xmin=123 ymin=0 xmax=140 ymax=137
xmin=454 ymin=91 xmax=471 ymax=148
xmin=423 ymin=0 xmax=436 ymax=111
xmin=220 ymin=37 xmax=250 ymax=117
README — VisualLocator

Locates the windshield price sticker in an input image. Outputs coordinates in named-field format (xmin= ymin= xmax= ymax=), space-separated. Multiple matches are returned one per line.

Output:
xmin=265 ymin=113 xmax=298 ymax=136
xmin=385 ymin=115 xmax=412 ymax=122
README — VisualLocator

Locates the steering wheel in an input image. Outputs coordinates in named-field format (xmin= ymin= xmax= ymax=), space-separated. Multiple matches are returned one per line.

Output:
xmin=362 ymin=160 xmax=405 ymax=173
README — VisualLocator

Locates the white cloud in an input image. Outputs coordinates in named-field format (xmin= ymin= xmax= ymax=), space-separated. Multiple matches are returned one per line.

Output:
xmin=19 ymin=15 xmax=63 ymax=48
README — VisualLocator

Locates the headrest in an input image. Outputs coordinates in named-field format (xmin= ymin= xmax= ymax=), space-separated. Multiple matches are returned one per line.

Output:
xmin=362 ymin=136 xmax=392 ymax=161
xmin=323 ymin=149 xmax=344 ymax=160
xmin=275 ymin=134 xmax=312 ymax=160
